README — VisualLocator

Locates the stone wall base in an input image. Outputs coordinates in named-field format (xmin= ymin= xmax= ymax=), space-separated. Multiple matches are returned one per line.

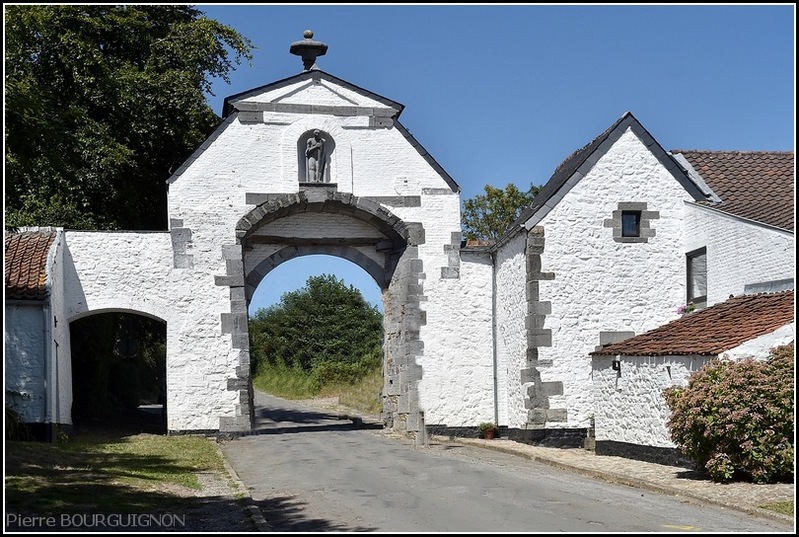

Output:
xmin=595 ymin=440 xmax=695 ymax=468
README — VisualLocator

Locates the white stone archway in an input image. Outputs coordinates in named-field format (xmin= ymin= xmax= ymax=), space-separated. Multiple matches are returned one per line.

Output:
xmin=225 ymin=187 xmax=429 ymax=435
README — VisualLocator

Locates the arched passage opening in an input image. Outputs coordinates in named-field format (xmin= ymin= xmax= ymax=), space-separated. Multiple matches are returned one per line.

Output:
xmin=231 ymin=189 xmax=428 ymax=434
xmin=248 ymin=255 xmax=384 ymax=412
xmin=249 ymin=254 xmax=382 ymax=316
xmin=69 ymin=310 xmax=167 ymax=434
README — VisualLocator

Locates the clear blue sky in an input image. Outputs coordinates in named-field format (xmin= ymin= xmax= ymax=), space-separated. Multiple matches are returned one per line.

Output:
xmin=194 ymin=4 xmax=796 ymax=316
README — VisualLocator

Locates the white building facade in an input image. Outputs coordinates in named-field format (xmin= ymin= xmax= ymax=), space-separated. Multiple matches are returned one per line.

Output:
xmin=5 ymin=37 xmax=793 ymax=450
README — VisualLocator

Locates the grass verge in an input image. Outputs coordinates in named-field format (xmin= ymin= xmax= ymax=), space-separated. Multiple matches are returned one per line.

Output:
xmin=4 ymin=418 xmax=248 ymax=531
xmin=253 ymin=363 xmax=382 ymax=415
xmin=758 ymin=501 xmax=793 ymax=516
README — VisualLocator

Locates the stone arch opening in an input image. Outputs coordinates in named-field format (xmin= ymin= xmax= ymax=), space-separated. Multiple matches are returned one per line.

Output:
xmin=248 ymin=254 xmax=384 ymax=410
xmin=248 ymin=245 xmax=388 ymax=300
xmin=69 ymin=310 xmax=167 ymax=434
xmin=228 ymin=189 xmax=428 ymax=434
xmin=248 ymin=253 xmax=383 ymax=316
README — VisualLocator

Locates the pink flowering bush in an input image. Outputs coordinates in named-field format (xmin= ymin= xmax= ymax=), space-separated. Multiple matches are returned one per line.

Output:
xmin=663 ymin=343 xmax=794 ymax=483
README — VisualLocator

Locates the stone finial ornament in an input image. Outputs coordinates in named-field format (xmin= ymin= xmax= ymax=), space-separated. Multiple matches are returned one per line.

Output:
xmin=289 ymin=30 xmax=328 ymax=71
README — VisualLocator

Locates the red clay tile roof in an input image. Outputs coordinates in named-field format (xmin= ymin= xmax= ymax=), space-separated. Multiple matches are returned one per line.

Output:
xmin=4 ymin=230 xmax=57 ymax=301
xmin=592 ymin=290 xmax=794 ymax=356
xmin=674 ymin=150 xmax=795 ymax=231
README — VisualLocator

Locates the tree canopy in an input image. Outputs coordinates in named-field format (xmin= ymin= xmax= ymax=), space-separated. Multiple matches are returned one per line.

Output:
xmin=461 ymin=183 xmax=542 ymax=242
xmin=5 ymin=5 xmax=254 ymax=230
xmin=249 ymin=274 xmax=384 ymax=376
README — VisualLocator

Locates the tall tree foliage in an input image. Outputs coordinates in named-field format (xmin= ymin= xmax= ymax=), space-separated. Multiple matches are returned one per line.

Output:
xmin=461 ymin=183 xmax=542 ymax=242
xmin=5 ymin=5 xmax=254 ymax=230
xmin=249 ymin=274 xmax=383 ymax=377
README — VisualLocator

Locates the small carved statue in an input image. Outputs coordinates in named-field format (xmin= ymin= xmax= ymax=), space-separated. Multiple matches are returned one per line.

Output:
xmin=305 ymin=130 xmax=326 ymax=182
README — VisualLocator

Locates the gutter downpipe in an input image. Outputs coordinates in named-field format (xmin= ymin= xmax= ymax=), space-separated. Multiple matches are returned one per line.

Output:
xmin=491 ymin=250 xmax=499 ymax=427
xmin=43 ymin=228 xmax=61 ymax=442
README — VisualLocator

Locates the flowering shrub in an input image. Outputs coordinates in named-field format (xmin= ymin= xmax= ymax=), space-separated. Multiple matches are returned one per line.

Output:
xmin=663 ymin=343 xmax=794 ymax=483
xmin=676 ymin=302 xmax=696 ymax=315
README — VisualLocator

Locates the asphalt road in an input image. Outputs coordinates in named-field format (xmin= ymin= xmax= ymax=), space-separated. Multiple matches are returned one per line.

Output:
xmin=220 ymin=393 xmax=792 ymax=533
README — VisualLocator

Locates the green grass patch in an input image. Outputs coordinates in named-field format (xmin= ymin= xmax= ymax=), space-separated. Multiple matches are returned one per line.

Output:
xmin=321 ymin=367 xmax=383 ymax=415
xmin=252 ymin=362 xmax=320 ymax=399
xmin=253 ymin=362 xmax=383 ymax=415
xmin=758 ymin=501 xmax=793 ymax=516
xmin=5 ymin=427 xmax=228 ymax=517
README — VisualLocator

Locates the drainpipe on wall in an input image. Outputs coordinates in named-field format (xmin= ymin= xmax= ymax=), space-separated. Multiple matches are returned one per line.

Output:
xmin=491 ymin=251 xmax=499 ymax=427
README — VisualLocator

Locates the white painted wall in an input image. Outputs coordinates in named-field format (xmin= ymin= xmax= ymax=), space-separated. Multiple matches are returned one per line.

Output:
xmin=163 ymin=75 xmax=467 ymax=430
xmin=683 ymin=204 xmax=795 ymax=306
xmin=499 ymin=128 xmax=695 ymax=430
xmin=5 ymin=229 xmax=71 ymax=427
xmin=63 ymin=231 xmax=240 ymax=431
xmin=540 ymin=129 xmax=692 ymax=427
xmin=418 ymin=251 xmax=495 ymax=426
xmin=48 ymin=229 xmax=72 ymax=426
xmin=591 ymin=353 xmax=707 ymax=447
xmin=493 ymin=233 xmax=527 ymax=428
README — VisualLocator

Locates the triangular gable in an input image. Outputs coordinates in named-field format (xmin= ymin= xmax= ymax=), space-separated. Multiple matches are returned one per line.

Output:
xmin=222 ymin=70 xmax=403 ymax=118
xmin=169 ymin=69 xmax=405 ymax=186
xmin=495 ymin=112 xmax=713 ymax=247
xmin=179 ymin=69 xmax=460 ymax=193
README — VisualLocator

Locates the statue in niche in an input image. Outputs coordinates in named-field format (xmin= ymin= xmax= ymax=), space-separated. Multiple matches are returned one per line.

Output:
xmin=305 ymin=129 xmax=327 ymax=182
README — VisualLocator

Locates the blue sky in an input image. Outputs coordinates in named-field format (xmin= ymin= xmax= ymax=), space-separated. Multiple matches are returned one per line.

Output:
xmin=194 ymin=4 xmax=796 ymax=315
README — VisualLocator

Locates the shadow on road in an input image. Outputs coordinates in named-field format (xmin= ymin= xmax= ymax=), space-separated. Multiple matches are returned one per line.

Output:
xmin=251 ymin=393 xmax=382 ymax=435
xmin=253 ymin=495 xmax=378 ymax=532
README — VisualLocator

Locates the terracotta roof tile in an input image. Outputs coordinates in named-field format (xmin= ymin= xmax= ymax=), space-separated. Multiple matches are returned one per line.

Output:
xmin=4 ymin=230 xmax=57 ymax=301
xmin=674 ymin=150 xmax=794 ymax=231
xmin=592 ymin=290 xmax=794 ymax=356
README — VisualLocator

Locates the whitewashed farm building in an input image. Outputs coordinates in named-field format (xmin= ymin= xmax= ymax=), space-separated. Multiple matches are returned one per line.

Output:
xmin=5 ymin=33 xmax=794 ymax=462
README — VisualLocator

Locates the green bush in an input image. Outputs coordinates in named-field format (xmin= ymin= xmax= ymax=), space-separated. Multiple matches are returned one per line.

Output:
xmin=249 ymin=274 xmax=383 ymax=376
xmin=663 ymin=343 xmax=794 ymax=483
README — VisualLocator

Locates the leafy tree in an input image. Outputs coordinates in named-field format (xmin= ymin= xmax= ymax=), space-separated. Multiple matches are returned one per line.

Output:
xmin=249 ymin=274 xmax=383 ymax=386
xmin=461 ymin=183 xmax=542 ymax=242
xmin=5 ymin=5 xmax=254 ymax=230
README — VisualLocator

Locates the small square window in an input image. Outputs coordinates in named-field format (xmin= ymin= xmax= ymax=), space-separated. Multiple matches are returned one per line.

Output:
xmin=621 ymin=211 xmax=641 ymax=237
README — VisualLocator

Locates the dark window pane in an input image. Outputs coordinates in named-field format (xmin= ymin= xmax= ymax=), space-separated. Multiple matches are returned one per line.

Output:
xmin=687 ymin=249 xmax=707 ymax=302
xmin=621 ymin=211 xmax=640 ymax=237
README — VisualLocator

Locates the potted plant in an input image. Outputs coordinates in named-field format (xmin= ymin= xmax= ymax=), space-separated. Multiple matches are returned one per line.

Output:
xmin=478 ymin=422 xmax=499 ymax=439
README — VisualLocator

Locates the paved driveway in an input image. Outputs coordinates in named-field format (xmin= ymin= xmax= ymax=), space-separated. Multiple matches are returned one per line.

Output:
xmin=220 ymin=393 xmax=792 ymax=532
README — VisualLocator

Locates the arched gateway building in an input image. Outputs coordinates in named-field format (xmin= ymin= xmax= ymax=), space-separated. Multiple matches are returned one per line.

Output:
xmin=6 ymin=32 xmax=793 ymax=462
